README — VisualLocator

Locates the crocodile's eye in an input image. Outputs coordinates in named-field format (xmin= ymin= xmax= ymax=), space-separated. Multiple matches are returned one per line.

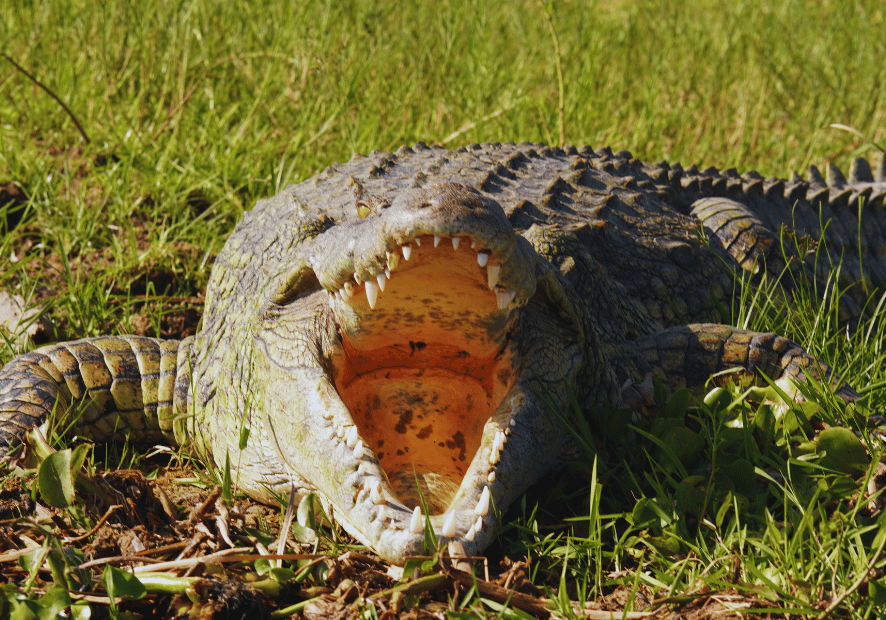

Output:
xmin=355 ymin=196 xmax=390 ymax=219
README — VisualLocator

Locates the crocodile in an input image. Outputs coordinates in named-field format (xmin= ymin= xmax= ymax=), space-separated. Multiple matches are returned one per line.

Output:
xmin=1 ymin=142 xmax=884 ymax=563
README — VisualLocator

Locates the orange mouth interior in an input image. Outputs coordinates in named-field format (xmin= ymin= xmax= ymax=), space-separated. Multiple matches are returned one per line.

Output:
xmin=330 ymin=236 xmax=517 ymax=513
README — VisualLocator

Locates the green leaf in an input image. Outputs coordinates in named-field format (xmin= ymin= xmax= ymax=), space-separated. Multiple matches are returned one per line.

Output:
xmin=752 ymin=404 xmax=776 ymax=442
xmin=102 ymin=565 xmax=147 ymax=601
xmin=815 ymin=427 xmax=868 ymax=475
xmin=869 ymin=576 xmax=886 ymax=605
xmin=655 ymin=426 xmax=705 ymax=469
xmin=269 ymin=567 xmax=296 ymax=582
xmin=37 ymin=449 xmax=78 ymax=508
xmin=703 ymin=387 xmax=732 ymax=411
xmin=719 ymin=458 xmax=755 ymax=495
xmin=662 ymin=389 xmax=691 ymax=420
xmin=37 ymin=585 xmax=72 ymax=620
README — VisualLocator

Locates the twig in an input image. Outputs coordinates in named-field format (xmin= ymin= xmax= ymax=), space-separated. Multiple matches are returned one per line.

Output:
xmin=1 ymin=52 xmax=91 ymax=144
xmin=64 ymin=504 xmax=123 ymax=543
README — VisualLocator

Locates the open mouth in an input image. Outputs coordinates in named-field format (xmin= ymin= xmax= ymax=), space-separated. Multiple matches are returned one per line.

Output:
xmin=327 ymin=233 xmax=525 ymax=516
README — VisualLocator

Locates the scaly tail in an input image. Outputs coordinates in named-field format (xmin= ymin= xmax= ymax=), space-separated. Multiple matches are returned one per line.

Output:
xmin=0 ymin=335 xmax=194 ymax=454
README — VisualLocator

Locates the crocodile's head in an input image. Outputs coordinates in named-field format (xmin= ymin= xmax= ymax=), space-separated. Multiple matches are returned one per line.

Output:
xmin=247 ymin=183 xmax=584 ymax=563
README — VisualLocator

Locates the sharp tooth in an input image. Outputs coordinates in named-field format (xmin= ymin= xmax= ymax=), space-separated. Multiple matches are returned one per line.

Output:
xmin=488 ymin=449 xmax=500 ymax=466
xmin=346 ymin=426 xmax=359 ymax=448
xmin=336 ymin=425 xmax=345 ymax=439
xmin=434 ymin=235 xmax=442 ymax=247
xmin=414 ymin=237 xmax=421 ymax=247
xmin=354 ymin=275 xmax=362 ymax=285
xmin=402 ymin=245 xmax=412 ymax=261
xmin=387 ymin=251 xmax=400 ymax=271
xmin=365 ymin=281 xmax=379 ymax=308
xmin=465 ymin=524 xmax=476 ymax=542
xmin=474 ymin=487 xmax=490 ymax=517
xmin=370 ymin=481 xmax=384 ymax=505
xmin=409 ymin=506 xmax=423 ymax=534
xmin=487 ymin=471 xmax=496 ymax=483
xmin=352 ymin=440 xmax=364 ymax=459
xmin=496 ymin=289 xmax=510 ymax=310
xmin=487 ymin=265 xmax=500 ymax=289
xmin=344 ymin=281 xmax=355 ymax=297
xmin=442 ymin=511 xmax=457 ymax=538
xmin=452 ymin=237 xmax=460 ymax=250
xmin=385 ymin=268 xmax=391 ymax=279
xmin=340 ymin=287 xmax=351 ymax=300
xmin=376 ymin=272 xmax=387 ymax=292
xmin=477 ymin=253 xmax=489 ymax=267
xmin=471 ymin=240 xmax=478 ymax=249
xmin=475 ymin=516 xmax=484 ymax=532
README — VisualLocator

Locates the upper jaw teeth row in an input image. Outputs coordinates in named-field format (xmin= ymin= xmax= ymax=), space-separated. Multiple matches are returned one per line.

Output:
xmin=331 ymin=418 xmax=515 ymax=542
xmin=327 ymin=236 xmax=518 ymax=310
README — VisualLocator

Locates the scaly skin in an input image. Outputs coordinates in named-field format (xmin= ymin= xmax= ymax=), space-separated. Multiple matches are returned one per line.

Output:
xmin=1 ymin=142 xmax=883 ymax=563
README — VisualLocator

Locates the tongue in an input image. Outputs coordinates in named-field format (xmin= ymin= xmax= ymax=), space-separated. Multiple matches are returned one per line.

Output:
xmin=340 ymin=367 xmax=490 ymax=512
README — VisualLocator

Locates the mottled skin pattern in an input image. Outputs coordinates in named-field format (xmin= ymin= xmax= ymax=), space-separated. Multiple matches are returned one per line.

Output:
xmin=1 ymin=142 xmax=884 ymax=563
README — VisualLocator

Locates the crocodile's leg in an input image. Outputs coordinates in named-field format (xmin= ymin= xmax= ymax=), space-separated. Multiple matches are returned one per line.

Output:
xmin=623 ymin=323 xmax=857 ymax=402
xmin=0 ymin=335 xmax=194 ymax=454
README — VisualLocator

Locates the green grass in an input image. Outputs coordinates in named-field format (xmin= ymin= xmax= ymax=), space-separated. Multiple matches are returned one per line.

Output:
xmin=1 ymin=0 xmax=886 ymax=617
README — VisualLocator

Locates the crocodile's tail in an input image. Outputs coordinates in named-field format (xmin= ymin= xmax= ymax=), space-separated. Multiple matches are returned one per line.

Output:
xmin=0 ymin=335 xmax=194 ymax=455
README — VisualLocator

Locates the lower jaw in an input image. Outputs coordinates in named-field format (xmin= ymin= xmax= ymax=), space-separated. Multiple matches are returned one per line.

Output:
xmin=337 ymin=367 xmax=499 ymax=513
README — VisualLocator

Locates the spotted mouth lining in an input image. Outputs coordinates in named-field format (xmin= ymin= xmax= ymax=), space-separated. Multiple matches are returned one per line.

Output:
xmin=322 ymin=232 xmax=526 ymax=542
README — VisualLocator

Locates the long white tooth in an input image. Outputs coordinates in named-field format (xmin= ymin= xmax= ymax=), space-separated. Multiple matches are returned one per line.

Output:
xmin=442 ymin=511 xmax=457 ymax=538
xmin=402 ymin=245 xmax=412 ymax=260
xmin=346 ymin=425 xmax=359 ymax=448
xmin=465 ymin=524 xmax=476 ymax=542
xmin=365 ymin=281 xmax=379 ymax=308
xmin=477 ymin=253 xmax=489 ymax=267
xmin=488 ymin=449 xmax=500 ymax=466
xmin=474 ymin=487 xmax=490 ymax=517
xmin=409 ymin=506 xmax=423 ymax=534
xmin=434 ymin=235 xmax=441 ymax=247
xmin=487 ymin=265 xmax=500 ymax=289
xmin=340 ymin=287 xmax=351 ymax=301
xmin=376 ymin=272 xmax=387 ymax=292
xmin=352 ymin=440 xmax=364 ymax=459
xmin=385 ymin=268 xmax=391 ymax=279
xmin=475 ymin=516 xmax=484 ymax=532
xmin=370 ymin=481 xmax=384 ymax=505
xmin=452 ymin=237 xmax=460 ymax=250
xmin=487 ymin=471 xmax=496 ymax=483
xmin=414 ymin=237 xmax=421 ymax=247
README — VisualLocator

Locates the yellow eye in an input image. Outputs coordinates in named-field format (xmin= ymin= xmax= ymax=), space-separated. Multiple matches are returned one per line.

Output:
xmin=356 ymin=203 xmax=371 ymax=219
